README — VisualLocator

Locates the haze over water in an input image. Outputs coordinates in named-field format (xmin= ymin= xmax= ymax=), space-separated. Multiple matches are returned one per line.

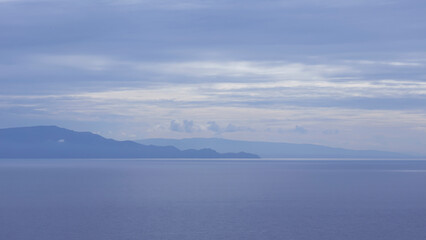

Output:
xmin=1 ymin=159 xmax=426 ymax=240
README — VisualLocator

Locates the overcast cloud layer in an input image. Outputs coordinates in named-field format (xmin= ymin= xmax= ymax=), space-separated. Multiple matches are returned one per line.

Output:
xmin=1 ymin=0 xmax=426 ymax=154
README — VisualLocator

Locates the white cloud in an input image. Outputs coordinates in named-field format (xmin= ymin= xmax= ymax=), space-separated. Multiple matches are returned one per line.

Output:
xmin=206 ymin=121 xmax=253 ymax=133
xmin=31 ymin=54 xmax=352 ymax=82
xmin=141 ymin=61 xmax=350 ymax=80
xmin=3 ymin=77 xmax=426 ymax=106
xmin=68 ymin=78 xmax=426 ymax=104
xmin=350 ymin=60 xmax=423 ymax=67
xmin=170 ymin=120 xmax=196 ymax=132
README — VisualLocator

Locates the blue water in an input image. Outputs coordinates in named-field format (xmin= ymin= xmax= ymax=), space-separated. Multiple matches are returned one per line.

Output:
xmin=1 ymin=159 xmax=426 ymax=240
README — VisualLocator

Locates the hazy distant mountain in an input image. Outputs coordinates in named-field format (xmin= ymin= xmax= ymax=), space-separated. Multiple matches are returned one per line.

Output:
xmin=138 ymin=138 xmax=413 ymax=159
xmin=0 ymin=126 xmax=258 ymax=159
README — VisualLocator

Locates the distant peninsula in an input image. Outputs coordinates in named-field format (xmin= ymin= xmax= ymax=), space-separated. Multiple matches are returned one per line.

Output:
xmin=138 ymin=138 xmax=414 ymax=159
xmin=0 ymin=126 xmax=259 ymax=159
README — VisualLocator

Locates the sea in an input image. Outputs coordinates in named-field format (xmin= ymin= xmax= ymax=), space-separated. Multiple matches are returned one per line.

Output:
xmin=1 ymin=159 xmax=426 ymax=240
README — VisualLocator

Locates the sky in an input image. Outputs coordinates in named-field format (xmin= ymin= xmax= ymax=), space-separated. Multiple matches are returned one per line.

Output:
xmin=1 ymin=0 xmax=426 ymax=155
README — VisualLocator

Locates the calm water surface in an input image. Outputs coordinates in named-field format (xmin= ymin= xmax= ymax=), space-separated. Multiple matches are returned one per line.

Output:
xmin=1 ymin=159 xmax=426 ymax=240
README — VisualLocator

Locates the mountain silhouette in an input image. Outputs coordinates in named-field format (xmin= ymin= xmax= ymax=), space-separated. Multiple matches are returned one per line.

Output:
xmin=0 ymin=126 xmax=259 ymax=158
xmin=138 ymin=138 xmax=413 ymax=159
